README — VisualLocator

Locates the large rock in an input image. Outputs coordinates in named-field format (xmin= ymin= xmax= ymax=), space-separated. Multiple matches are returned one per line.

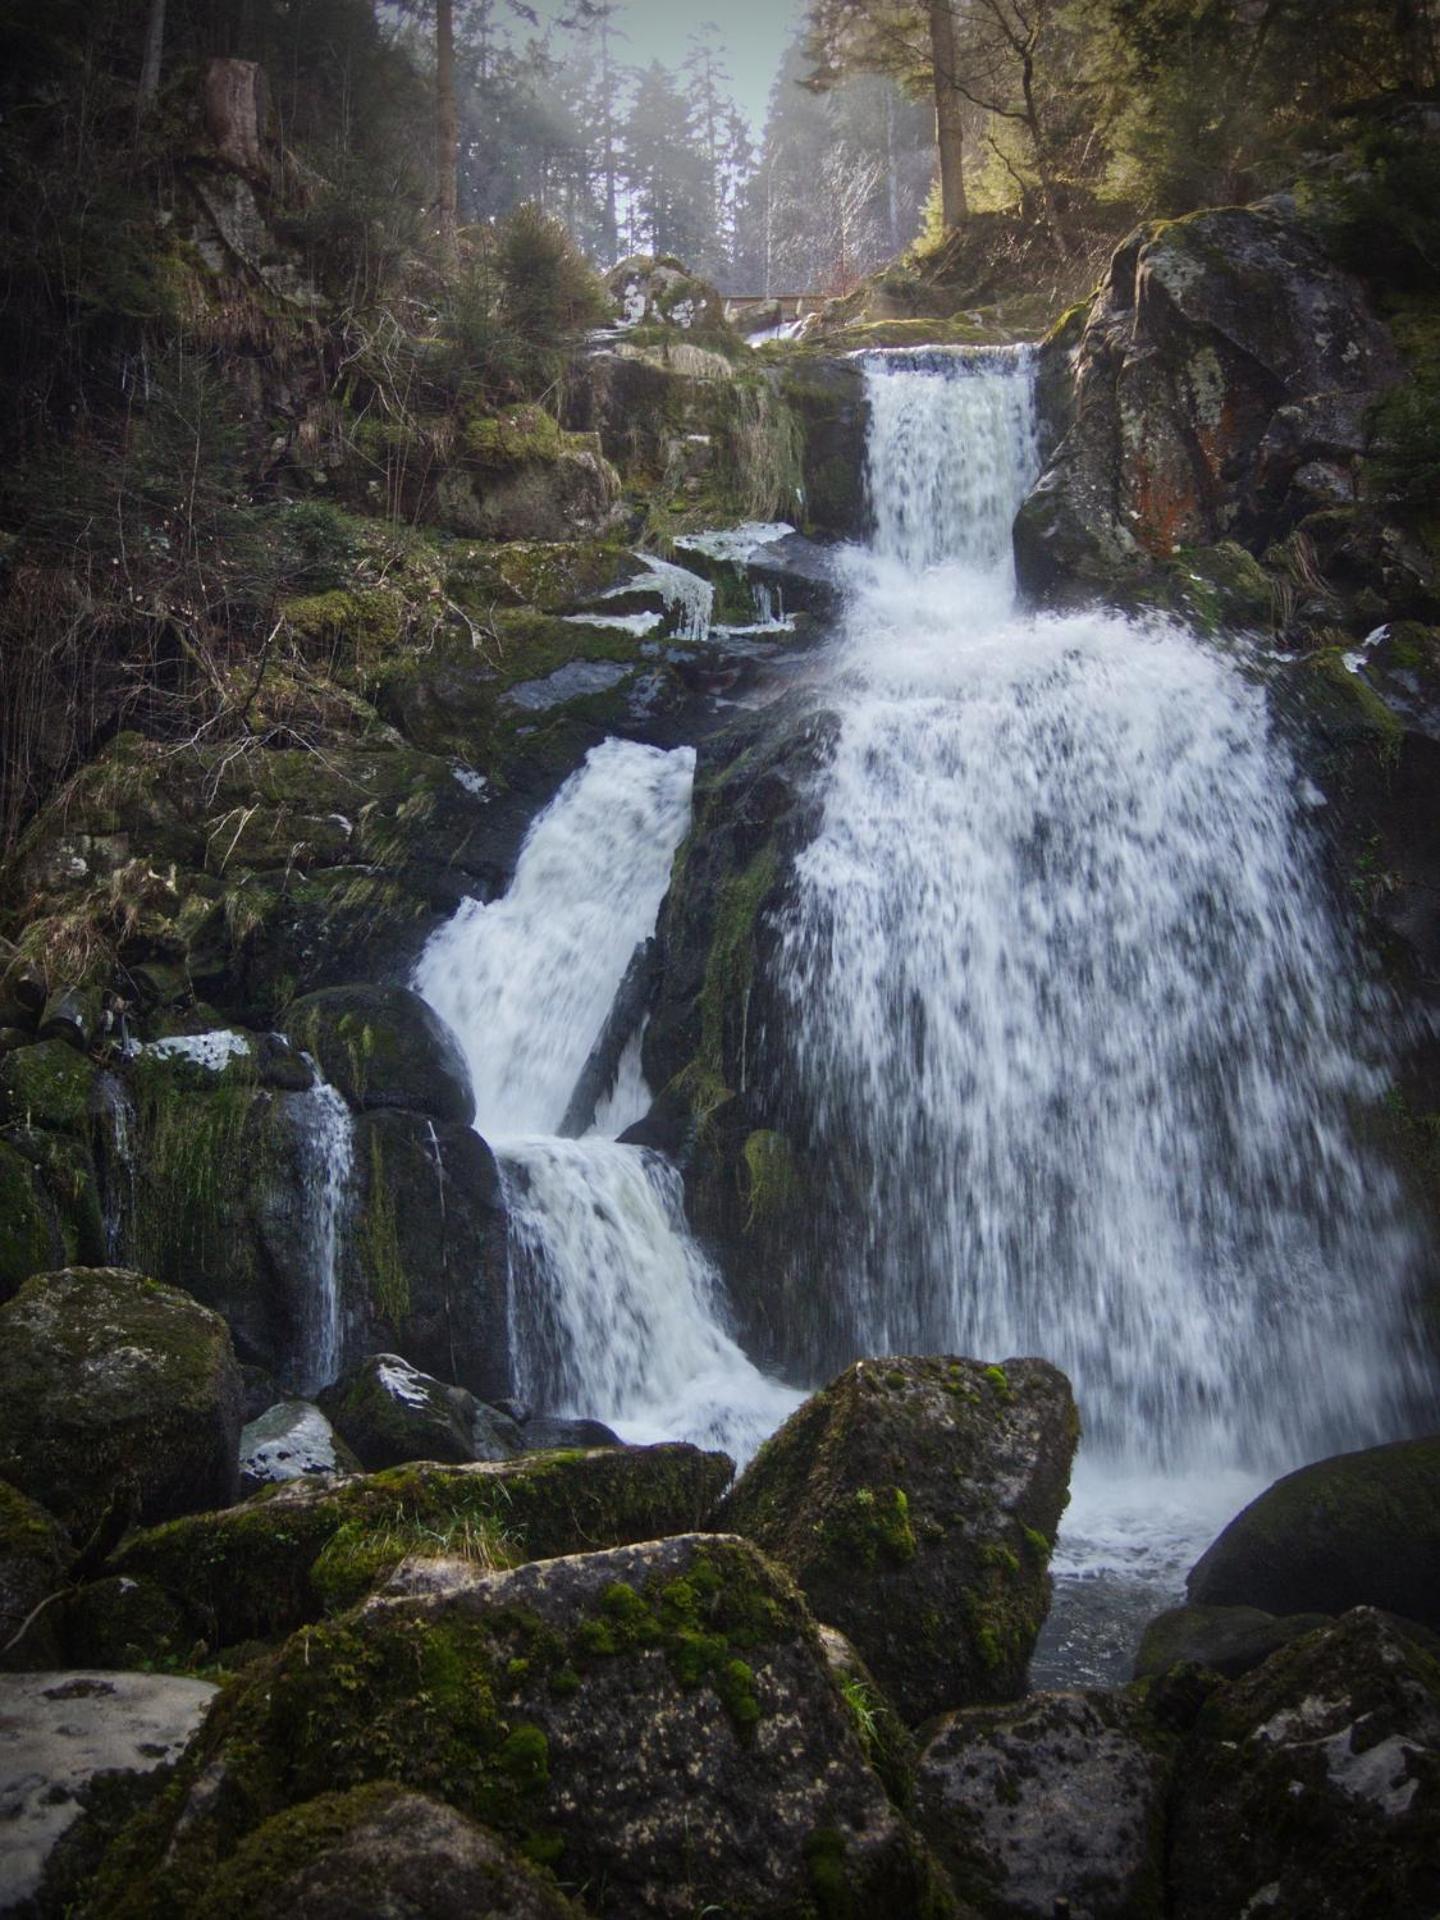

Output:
xmin=1134 ymin=1603 xmax=1332 ymax=1683
xmin=0 ymin=1480 xmax=69 ymax=1671
xmin=1168 ymin=1608 xmax=1440 ymax=1919
xmin=317 ymin=1353 xmax=499 ymax=1470
xmin=722 ymin=1355 xmax=1078 ymax=1723
xmin=187 ymin=1785 xmax=585 ymax=1919
xmin=0 ymin=1268 xmax=243 ymax=1539
xmin=1015 ymin=205 xmax=1402 ymax=606
xmin=94 ymin=1534 xmax=951 ymax=1919
xmin=914 ymin=1689 xmax=1171 ymax=1919
xmin=238 ymin=1400 xmax=360 ymax=1495
xmin=286 ymin=984 xmax=475 ymax=1126
xmin=106 ymin=1443 xmax=734 ymax=1654
xmin=0 ymin=1670 xmax=217 ymax=1916
xmin=1187 ymin=1436 xmax=1440 ymax=1630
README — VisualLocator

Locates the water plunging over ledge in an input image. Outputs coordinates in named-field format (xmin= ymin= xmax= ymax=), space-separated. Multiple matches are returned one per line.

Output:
xmin=776 ymin=344 xmax=1429 ymax=1677
xmin=415 ymin=738 xmax=803 ymax=1464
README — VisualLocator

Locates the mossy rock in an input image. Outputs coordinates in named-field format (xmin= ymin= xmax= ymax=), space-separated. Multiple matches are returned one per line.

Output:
xmin=0 ymin=1039 xmax=97 ymax=1133
xmin=189 ymin=1784 xmax=587 ymax=1919
xmin=1133 ymin=1602 xmax=1333 ymax=1683
xmin=0 ymin=1135 xmax=65 ymax=1301
xmin=915 ymin=1689 xmax=1172 ymax=1919
xmin=286 ymin=983 xmax=475 ymax=1125
xmin=106 ymin=1444 xmax=734 ymax=1655
xmin=1187 ymin=1434 xmax=1440 ymax=1629
xmin=721 ymin=1356 xmax=1078 ymax=1724
xmin=817 ymin=1623 xmax=919 ymax=1813
xmin=0 ymin=1478 xmax=70 ymax=1671
xmin=1168 ymin=1609 xmax=1440 ymax=1919
xmin=0 ymin=1267 xmax=243 ymax=1540
xmin=317 ymin=1355 xmax=488 ymax=1472
xmin=61 ymin=1574 xmax=193 ymax=1673
xmin=88 ymin=1534 xmax=954 ymax=1920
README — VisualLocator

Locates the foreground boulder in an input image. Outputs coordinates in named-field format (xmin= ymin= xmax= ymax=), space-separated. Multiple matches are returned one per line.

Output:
xmin=0 ymin=1268 xmax=243 ymax=1539
xmin=106 ymin=1443 xmax=734 ymax=1653
xmin=189 ymin=1785 xmax=585 ymax=1919
xmin=317 ymin=1354 xmax=503 ymax=1469
xmin=1134 ymin=1602 xmax=1331 ymax=1682
xmin=915 ymin=1690 xmax=1171 ymax=1919
xmin=91 ymin=1535 xmax=951 ymax=1919
xmin=1187 ymin=1436 xmax=1440 ymax=1630
xmin=722 ymin=1356 xmax=1078 ymax=1723
xmin=1169 ymin=1609 xmax=1440 ymax=1919
xmin=0 ymin=1670 xmax=217 ymax=1916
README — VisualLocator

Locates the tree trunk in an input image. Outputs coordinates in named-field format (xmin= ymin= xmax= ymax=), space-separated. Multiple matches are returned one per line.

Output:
xmin=928 ymin=0 xmax=967 ymax=230
xmin=137 ymin=0 xmax=165 ymax=122
xmin=435 ymin=0 xmax=459 ymax=268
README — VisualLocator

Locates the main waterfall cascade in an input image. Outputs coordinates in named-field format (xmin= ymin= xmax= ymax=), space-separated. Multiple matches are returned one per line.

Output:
xmin=414 ymin=342 xmax=1427 ymax=1677
xmin=778 ymin=346 xmax=1429 ymax=1660
xmin=415 ymin=738 xmax=803 ymax=1461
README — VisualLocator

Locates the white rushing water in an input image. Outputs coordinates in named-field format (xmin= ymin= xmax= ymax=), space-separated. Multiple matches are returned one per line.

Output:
xmin=417 ymin=739 xmax=802 ymax=1462
xmin=288 ymin=1075 xmax=354 ymax=1396
xmin=770 ymin=345 xmax=1427 ymax=1665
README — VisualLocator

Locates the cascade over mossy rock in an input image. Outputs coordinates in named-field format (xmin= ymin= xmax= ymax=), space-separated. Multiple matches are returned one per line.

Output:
xmin=721 ymin=1355 xmax=1079 ymax=1723
xmin=105 ymin=1443 xmax=734 ymax=1653
xmin=0 ymin=1267 xmax=242 ymax=1538
xmin=188 ymin=1785 xmax=587 ymax=1919
xmin=914 ymin=1689 xmax=1172 ymax=1919
xmin=1133 ymin=1603 xmax=1332 ymax=1683
xmin=1167 ymin=1608 xmax=1440 ymax=1918
xmin=91 ymin=1533 xmax=956 ymax=1920
xmin=286 ymin=984 xmax=475 ymax=1126
xmin=317 ymin=1353 xmax=507 ymax=1470
xmin=1186 ymin=1435 xmax=1440 ymax=1629
xmin=1015 ymin=203 xmax=1403 ymax=608
xmin=0 ymin=1669 xmax=218 ymax=1918
xmin=0 ymin=1478 xmax=69 ymax=1671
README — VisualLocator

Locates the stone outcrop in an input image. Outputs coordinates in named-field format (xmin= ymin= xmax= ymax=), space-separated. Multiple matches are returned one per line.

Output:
xmin=104 ymin=1444 xmax=734 ymax=1654
xmin=1186 ymin=1435 xmax=1440 ymax=1630
xmin=722 ymin=1356 xmax=1078 ymax=1723
xmin=1167 ymin=1608 xmax=1440 ymax=1919
xmin=0 ymin=1266 xmax=242 ymax=1538
xmin=1015 ymin=204 xmax=1403 ymax=606
xmin=915 ymin=1689 xmax=1171 ymax=1919
xmin=89 ymin=1534 xmax=952 ymax=1919
xmin=1133 ymin=1602 xmax=1331 ymax=1683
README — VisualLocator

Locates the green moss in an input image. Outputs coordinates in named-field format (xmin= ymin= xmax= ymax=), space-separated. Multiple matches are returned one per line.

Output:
xmin=741 ymin=1128 xmax=801 ymax=1229
xmin=982 ymin=1364 xmax=1013 ymax=1402
xmin=358 ymin=1132 xmax=408 ymax=1325
xmin=464 ymin=406 xmax=566 ymax=469
xmin=0 ymin=1041 xmax=95 ymax=1134
xmin=695 ymin=843 xmax=779 ymax=1103
xmin=1306 ymin=648 xmax=1405 ymax=765
xmin=0 ymin=1140 xmax=56 ymax=1294
xmin=817 ymin=1486 xmax=917 ymax=1574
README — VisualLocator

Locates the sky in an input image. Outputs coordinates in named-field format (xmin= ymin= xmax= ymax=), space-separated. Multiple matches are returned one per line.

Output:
xmin=595 ymin=0 xmax=802 ymax=134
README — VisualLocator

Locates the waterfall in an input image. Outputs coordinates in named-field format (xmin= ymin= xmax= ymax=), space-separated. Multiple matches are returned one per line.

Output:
xmin=416 ymin=738 xmax=802 ymax=1462
xmin=287 ymin=1074 xmax=353 ymax=1396
xmin=771 ymin=346 xmax=1428 ymax=1654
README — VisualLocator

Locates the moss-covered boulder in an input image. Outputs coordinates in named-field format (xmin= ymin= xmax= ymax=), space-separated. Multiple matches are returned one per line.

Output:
xmin=61 ymin=1573 xmax=193 ymax=1673
xmin=0 ymin=1478 xmax=69 ymax=1670
xmin=914 ymin=1690 xmax=1172 ymax=1919
xmin=106 ymin=1443 xmax=734 ymax=1654
xmin=0 ymin=1669 xmax=218 ymax=1918
xmin=0 ymin=1267 xmax=243 ymax=1539
xmin=239 ymin=1400 xmax=360 ymax=1495
xmin=90 ymin=1534 xmax=954 ymax=1920
xmin=818 ymin=1623 xmax=919 ymax=1813
xmin=0 ymin=1134 xmax=69 ymax=1300
xmin=1133 ymin=1603 xmax=1332 ymax=1683
xmin=317 ymin=1354 xmax=494 ymax=1470
xmin=188 ymin=1785 xmax=587 ymax=1920
xmin=777 ymin=354 xmax=868 ymax=538
xmin=0 ymin=1038 xmax=97 ymax=1133
xmin=1186 ymin=1435 xmax=1440 ymax=1630
xmin=286 ymin=983 xmax=474 ymax=1125
xmin=1168 ymin=1608 xmax=1440 ymax=1919
xmin=721 ymin=1356 xmax=1078 ymax=1724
